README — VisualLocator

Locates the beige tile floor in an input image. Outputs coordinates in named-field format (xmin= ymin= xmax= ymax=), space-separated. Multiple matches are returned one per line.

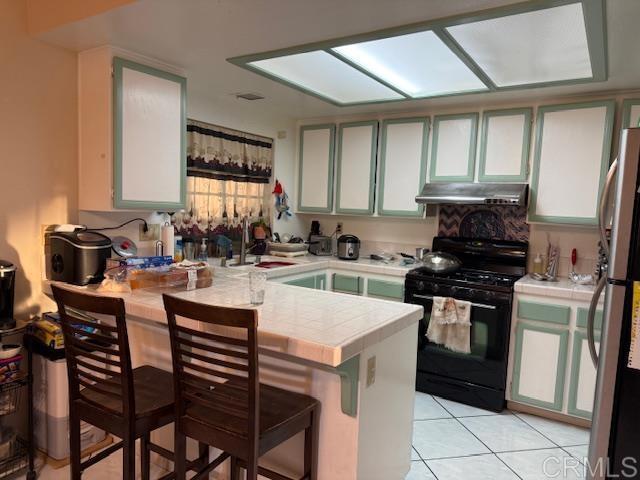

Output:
xmin=35 ymin=393 xmax=590 ymax=480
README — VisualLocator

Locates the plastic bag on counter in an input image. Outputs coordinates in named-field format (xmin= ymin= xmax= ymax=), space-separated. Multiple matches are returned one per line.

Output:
xmin=98 ymin=259 xmax=214 ymax=292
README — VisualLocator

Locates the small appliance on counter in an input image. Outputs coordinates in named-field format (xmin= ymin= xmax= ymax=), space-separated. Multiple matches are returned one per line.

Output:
xmin=337 ymin=235 xmax=360 ymax=260
xmin=46 ymin=231 xmax=112 ymax=286
xmin=308 ymin=235 xmax=333 ymax=256
xmin=0 ymin=261 xmax=16 ymax=330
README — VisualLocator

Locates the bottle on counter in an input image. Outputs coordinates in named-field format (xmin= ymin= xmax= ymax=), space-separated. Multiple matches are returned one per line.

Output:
xmin=199 ymin=238 xmax=208 ymax=261
xmin=532 ymin=253 xmax=544 ymax=274
xmin=174 ymin=235 xmax=183 ymax=262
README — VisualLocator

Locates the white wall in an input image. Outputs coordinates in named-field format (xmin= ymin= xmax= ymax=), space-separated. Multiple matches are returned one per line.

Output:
xmin=0 ymin=0 xmax=78 ymax=316
xmin=293 ymin=90 xmax=637 ymax=275
xmin=78 ymin=87 xmax=305 ymax=253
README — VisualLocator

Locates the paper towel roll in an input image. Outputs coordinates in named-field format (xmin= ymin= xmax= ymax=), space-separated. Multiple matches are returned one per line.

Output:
xmin=161 ymin=224 xmax=175 ymax=258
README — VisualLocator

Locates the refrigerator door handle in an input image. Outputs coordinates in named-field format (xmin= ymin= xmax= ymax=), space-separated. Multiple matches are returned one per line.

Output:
xmin=587 ymin=276 xmax=606 ymax=367
xmin=598 ymin=158 xmax=618 ymax=257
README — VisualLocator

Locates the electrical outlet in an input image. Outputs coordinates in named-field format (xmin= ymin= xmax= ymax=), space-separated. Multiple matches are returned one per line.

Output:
xmin=139 ymin=223 xmax=160 ymax=241
xmin=366 ymin=356 xmax=376 ymax=387
xmin=336 ymin=222 xmax=343 ymax=234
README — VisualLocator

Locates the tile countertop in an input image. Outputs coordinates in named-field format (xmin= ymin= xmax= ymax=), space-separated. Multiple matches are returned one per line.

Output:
xmin=215 ymin=253 xmax=418 ymax=279
xmin=514 ymin=275 xmax=601 ymax=303
xmin=45 ymin=272 xmax=422 ymax=368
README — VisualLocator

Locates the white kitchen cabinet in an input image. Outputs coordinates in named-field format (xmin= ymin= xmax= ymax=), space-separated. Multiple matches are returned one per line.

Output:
xmin=478 ymin=108 xmax=532 ymax=182
xmin=429 ymin=113 xmax=478 ymax=182
xmin=568 ymin=331 xmax=599 ymax=419
xmin=78 ymin=46 xmax=187 ymax=211
xmin=528 ymin=100 xmax=615 ymax=225
xmin=622 ymin=98 xmax=640 ymax=128
xmin=297 ymin=124 xmax=336 ymax=213
xmin=377 ymin=117 xmax=429 ymax=217
xmin=511 ymin=322 xmax=569 ymax=412
xmin=335 ymin=121 xmax=378 ymax=215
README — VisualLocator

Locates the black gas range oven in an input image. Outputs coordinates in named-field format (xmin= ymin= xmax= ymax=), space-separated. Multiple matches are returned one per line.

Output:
xmin=404 ymin=237 xmax=528 ymax=412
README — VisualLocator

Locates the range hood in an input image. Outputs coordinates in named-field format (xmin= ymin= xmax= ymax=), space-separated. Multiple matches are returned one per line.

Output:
xmin=416 ymin=183 xmax=528 ymax=206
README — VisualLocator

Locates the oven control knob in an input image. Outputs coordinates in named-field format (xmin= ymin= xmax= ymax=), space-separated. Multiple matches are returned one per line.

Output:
xmin=432 ymin=283 xmax=439 ymax=293
xmin=417 ymin=281 xmax=425 ymax=291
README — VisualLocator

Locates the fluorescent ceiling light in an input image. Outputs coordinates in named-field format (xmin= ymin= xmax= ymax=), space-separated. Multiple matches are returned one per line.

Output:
xmin=248 ymin=51 xmax=403 ymax=104
xmin=332 ymin=31 xmax=488 ymax=97
xmin=446 ymin=2 xmax=592 ymax=87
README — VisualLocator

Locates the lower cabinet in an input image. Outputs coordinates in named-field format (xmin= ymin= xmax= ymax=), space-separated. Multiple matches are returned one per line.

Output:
xmin=568 ymin=331 xmax=600 ymax=419
xmin=366 ymin=278 xmax=404 ymax=301
xmin=283 ymin=274 xmax=327 ymax=290
xmin=332 ymin=273 xmax=364 ymax=295
xmin=508 ymin=294 xmax=603 ymax=420
xmin=511 ymin=322 xmax=569 ymax=411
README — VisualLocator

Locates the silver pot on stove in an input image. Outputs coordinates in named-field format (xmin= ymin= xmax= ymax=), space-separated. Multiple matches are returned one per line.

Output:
xmin=420 ymin=251 xmax=461 ymax=274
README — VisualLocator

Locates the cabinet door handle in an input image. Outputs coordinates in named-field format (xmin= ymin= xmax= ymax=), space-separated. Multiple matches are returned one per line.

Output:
xmin=411 ymin=294 xmax=497 ymax=310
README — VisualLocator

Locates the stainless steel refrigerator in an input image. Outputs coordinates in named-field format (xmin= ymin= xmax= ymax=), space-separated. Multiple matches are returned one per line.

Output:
xmin=589 ymin=127 xmax=640 ymax=480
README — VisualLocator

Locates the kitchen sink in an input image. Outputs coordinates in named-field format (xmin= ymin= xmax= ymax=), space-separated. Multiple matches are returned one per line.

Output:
xmin=254 ymin=261 xmax=295 ymax=269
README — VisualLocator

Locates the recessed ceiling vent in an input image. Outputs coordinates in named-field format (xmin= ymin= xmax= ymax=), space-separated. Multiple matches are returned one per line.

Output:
xmin=235 ymin=92 xmax=265 ymax=101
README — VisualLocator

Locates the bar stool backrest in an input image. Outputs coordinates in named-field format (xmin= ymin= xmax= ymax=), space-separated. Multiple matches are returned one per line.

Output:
xmin=51 ymin=285 xmax=135 ymax=422
xmin=162 ymin=294 xmax=259 ymax=458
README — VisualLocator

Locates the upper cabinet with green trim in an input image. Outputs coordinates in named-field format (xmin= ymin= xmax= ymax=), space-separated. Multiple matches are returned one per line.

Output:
xmin=622 ymin=98 xmax=640 ymax=128
xmin=378 ymin=117 xmax=429 ymax=217
xmin=297 ymin=124 xmax=336 ymax=213
xmin=478 ymin=108 xmax=532 ymax=182
xmin=78 ymin=46 xmax=187 ymax=211
xmin=336 ymin=121 xmax=378 ymax=215
xmin=113 ymin=58 xmax=187 ymax=210
xmin=430 ymin=113 xmax=478 ymax=182
xmin=528 ymin=100 xmax=615 ymax=225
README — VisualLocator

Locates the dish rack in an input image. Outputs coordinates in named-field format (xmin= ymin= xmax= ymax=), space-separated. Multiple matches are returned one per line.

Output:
xmin=0 ymin=322 xmax=36 ymax=479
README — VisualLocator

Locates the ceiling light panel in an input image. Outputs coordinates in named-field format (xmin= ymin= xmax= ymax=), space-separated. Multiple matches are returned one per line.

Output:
xmin=248 ymin=51 xmax=404 ymax=104
xmin=446 ymin=3 xmax=592 ymax=87
xmin=332 ymin=31 xmax=488 ymax=98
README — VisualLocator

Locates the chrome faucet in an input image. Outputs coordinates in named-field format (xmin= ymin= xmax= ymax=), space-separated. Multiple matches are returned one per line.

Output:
xmin=233 ymin=216 xmax=253 ymax=266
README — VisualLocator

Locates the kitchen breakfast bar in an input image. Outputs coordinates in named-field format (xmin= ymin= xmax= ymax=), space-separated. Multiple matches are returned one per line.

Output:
xmin=45 ymin=272 xmax=423 ymax=480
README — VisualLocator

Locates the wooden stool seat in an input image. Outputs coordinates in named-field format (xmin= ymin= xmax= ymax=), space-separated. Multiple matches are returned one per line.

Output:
xmin=184 ymin=380 xmax=318 ymax=456
xmin=76 ymin=365 xmax=175 ymax=438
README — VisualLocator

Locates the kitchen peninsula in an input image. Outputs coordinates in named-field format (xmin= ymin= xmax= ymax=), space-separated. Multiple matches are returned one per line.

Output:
xmin=45 ymin=266 xmax=423 ymax=480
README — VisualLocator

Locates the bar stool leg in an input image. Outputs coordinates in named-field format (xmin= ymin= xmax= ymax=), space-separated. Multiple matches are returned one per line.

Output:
xmin=230 ymin=456 xmax=240 ymax=480
xmin=141 ymin=433 xmax=151 ymax=480
xmin=304 ymin=408 xmax=320 ymax=480
xmin=122 ymin=432 xmax=136 ymax=480
xmin=247 ymin=457 xmax=258 ymax=480
xmin=69 ymin=409 xmax=82 ymax=480
xmin=174 ymin=431 xmax=187 ymax=480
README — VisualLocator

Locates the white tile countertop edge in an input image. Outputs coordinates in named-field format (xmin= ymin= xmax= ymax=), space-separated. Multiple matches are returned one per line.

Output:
xmin=514 ymin=275 xmax=603 ymax=302
xmin=43 ymin=274 xmax=423 ymax=368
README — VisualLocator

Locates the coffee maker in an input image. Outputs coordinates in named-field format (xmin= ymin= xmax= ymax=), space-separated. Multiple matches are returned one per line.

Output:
xmin=0 ymin=260 xmax=16 ymax=330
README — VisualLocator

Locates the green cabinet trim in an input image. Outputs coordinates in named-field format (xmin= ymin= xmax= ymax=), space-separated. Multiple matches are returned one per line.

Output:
xmin=366 ymin=279 xmax=404 ymax=300
xmin=297 ymin=124 xmax=336 ymax=213
xmin=332 ymin=273 xmax=364 ymax=295
xmin=622 ymin=98 xmax=640 ymax=128
xmin=511 ymin=322 xmax=569 ymax=412
xmin=377 ymin=117 xmax=429 ymax=217
xmin=113 ymin=57 xmax=187 ymax=210
xmin=478 ymin=107 xmax=532 ymax=182
xmin=567 ymin=330 xmax=600 ymax=419
xmin=315 ymin=274 xmax=327 ymax=290
xmin=517 ymin=300 xmax=570 ymax=325
xmin=528 ymin=99 xmax=616 ymax=225
xmin=429 ymin=112 xmax=478 ymax=183
xmin=335 ymin=120 xmax=378 ymax=215
xmin=576 ymin=307 xmax=603 ymax=330
xmin=284 ymin=275 xmax=317 ymax=289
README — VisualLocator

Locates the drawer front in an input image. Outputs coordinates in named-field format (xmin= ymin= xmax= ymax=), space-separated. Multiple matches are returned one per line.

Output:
xmin=576 ymin=307 xmax=603 ymax=330
xmin=517 ymin=300 xmax=570 ymax=325
xmin=367 ymin=279 xmax=404 ymax=300
xmin=285 ymin=276 xmax=316 ymax=289
xmin=332 ymin=273 xmax=363 ymax=294
xmin=315 ymin=274 xmax=327 ymax=290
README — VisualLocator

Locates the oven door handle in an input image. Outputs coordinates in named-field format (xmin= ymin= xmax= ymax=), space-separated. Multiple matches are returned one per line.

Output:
xmin=410 ymin=294 xmax=497 ymax=310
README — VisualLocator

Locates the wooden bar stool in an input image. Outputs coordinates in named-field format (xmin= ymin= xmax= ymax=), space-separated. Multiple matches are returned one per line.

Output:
xmin=163 ymin=294 xmax=321 ymax=480
xmin=51 ymin=286 xmax=180 ymax=480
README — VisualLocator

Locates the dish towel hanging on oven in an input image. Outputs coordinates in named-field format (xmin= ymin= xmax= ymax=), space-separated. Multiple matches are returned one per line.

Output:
xmin=427 ymin=297 xmax=472 ymax=354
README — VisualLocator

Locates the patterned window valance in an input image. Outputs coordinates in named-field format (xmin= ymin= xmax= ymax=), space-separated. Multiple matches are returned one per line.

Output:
xmin=187 ymin=119 xmax=273 ymax=184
